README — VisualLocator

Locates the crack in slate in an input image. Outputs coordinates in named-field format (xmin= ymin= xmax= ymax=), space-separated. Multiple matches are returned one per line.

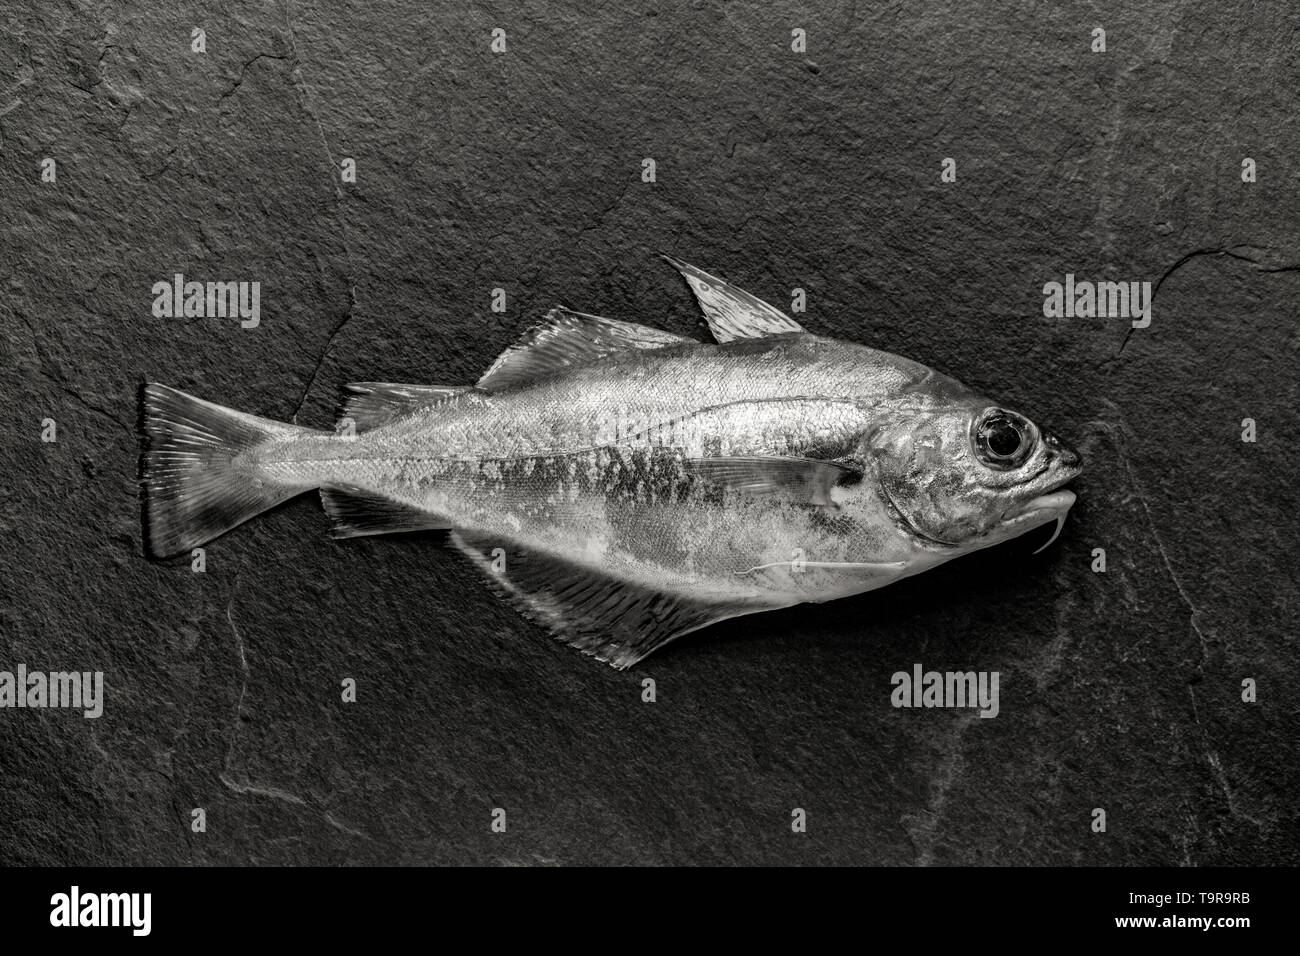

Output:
xmin=290 ymin=284 xmax=357 ymax=423
xmin=278 ymin=0 xmax=360 ymax=423
xmin=15 ymin=313 xmax=132 ymax=434
xmin=1188 ymin=688 xmax=1265 ymax=830
xmin=1099 ymin=406 xmax=1265 ymax=838
xmin=905 ymin=712 xmax=978 ymax=866
xmin=219 ymin=570 xmax=371 ymax=840
xmin=1103 ymin=408 xmax=1209 ymax=666
xmin=220 ymin=577 xmax=251 ymax=783
xmin=218 ymin=52 xmax=289 ymax=103
xmin=279 ymin=0 xmax=341 ymax=199
xmin=1118 ymin=245 xmax=1300 ymax=354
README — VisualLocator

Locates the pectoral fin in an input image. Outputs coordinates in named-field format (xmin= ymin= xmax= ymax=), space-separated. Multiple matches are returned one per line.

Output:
xmin=683 ymin=455 xmax=856 ymax=506
xmin=663 ymin=255 xmax=805 ymax=341
xmin=449 ymin=531 xmax=767 ymax=668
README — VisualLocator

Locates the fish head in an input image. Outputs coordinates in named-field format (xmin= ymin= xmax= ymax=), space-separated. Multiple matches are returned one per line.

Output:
xmin=868 ymin=399 xmax=1083 ymax=553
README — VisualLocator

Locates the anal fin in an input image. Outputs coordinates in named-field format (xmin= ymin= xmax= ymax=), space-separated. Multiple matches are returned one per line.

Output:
xmin=449 ymin=530 xmax=762 ymax=669
xmin=321 ymin=485 xmax=451 ymax=538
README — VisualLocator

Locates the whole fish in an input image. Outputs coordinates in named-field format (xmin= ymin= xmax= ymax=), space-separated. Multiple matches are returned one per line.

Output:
xmin=139 ymin=257 xmax=1082 ymax=668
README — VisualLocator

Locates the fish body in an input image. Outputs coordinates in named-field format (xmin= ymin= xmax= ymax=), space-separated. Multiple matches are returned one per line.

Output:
xmin=140 ymin=258 xmax=1082 ymax=667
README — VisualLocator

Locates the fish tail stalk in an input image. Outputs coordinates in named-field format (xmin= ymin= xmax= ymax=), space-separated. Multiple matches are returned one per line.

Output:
xmin=138 ymin=384 xmax=323 ymax=558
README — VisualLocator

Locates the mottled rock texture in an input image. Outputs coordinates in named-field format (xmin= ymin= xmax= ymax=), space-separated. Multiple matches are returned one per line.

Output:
xmin=0 ymin=1 xmax=1296 ymax=865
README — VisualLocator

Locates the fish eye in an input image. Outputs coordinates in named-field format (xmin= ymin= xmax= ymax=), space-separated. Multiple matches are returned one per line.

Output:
xmin=973 ymin=409 xmax=1035 ymax=470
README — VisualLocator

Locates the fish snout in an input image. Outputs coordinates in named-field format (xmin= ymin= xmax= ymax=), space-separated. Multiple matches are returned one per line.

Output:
xmin=1041 ymin=426 xmax=1083 ymax=474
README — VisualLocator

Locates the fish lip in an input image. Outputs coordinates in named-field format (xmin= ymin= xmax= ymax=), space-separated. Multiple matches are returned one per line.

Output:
xmin=1001 ymin=488 xmax=1077 ymax=525
xmin=1014 ymin=487 xmax=1075 ymax=516
xmin=999 ymin=487 xmax=1077 ymax=554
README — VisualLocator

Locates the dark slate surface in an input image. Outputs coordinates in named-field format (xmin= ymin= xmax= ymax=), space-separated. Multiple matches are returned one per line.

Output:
xmin=1 ymin=2 xmax=1296 ymax=865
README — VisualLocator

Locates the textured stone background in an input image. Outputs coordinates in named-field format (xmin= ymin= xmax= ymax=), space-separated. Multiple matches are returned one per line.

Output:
xmin=1 ymin=1 xmax=1296 ymax=865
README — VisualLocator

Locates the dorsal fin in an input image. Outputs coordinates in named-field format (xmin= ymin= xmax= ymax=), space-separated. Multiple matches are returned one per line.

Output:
xmin=449 ymin=530 xmax=768 ymax=668
xmin=337 ymin=382 xmax=471 ymax=431
xmin=477 ymin=308 xmax=693 ymax=393
xmin=663 ymin=256 xmax=806 ymax=342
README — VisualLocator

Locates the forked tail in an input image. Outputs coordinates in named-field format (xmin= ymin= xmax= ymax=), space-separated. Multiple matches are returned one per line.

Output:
xmin=137 ymin=384 xmax=315 ymax=558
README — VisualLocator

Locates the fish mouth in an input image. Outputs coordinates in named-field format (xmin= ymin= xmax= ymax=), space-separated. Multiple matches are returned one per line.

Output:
xmin=1000 ymin=487 xmax=1078 ymax=553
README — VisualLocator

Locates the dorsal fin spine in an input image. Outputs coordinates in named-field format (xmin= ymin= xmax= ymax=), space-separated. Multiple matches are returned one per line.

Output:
xmin=661 ymin=255 xmax=806 ymax=343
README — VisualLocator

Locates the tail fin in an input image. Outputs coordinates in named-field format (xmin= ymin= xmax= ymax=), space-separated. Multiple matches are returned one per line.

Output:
xmin=138 ymin=384 xmax=313 ymax=558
